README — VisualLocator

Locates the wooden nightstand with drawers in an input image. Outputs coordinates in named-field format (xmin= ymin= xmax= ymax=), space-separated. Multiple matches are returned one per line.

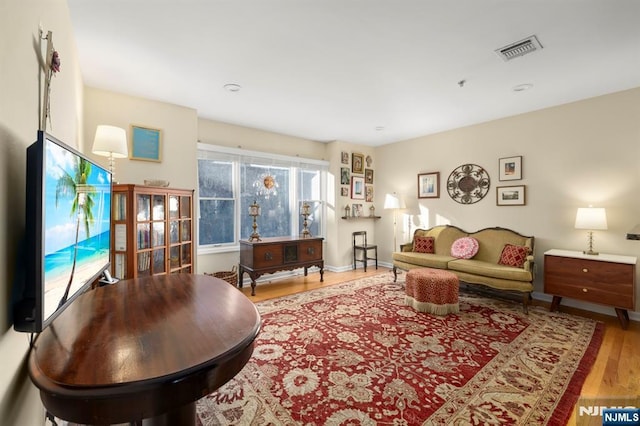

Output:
xmin=544 ymin=249 xmax=636 ymax=329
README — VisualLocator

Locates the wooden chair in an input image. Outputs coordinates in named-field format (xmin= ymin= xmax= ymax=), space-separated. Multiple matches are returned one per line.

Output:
xmin=352 ymin=231 xmax=378 ymax=272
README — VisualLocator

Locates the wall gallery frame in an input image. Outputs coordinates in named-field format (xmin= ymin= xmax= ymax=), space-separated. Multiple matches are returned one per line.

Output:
xmin=131 ymin=125 xmax=162 ymax=162
xmin=364 ymin=168 xmax=374 ymax=184
xmin=341 ymin=151 xmax=349 ymax=164
xmin=351 ymin=176 xmax=365 ymax=199
xmin=341 ymin=167 xmax=350 ymax=184
xmin=498 ymin=156 xmax=522 ymax=181
xmin=365 ymin=185 xmax=373 ymax=202
xmin=352 ymin=153 xmax=364 ymax=174
xmin=496 ymin=185 xmax=526 ymax=206
xmin=417 ymin=172 xmax=440 ymax=198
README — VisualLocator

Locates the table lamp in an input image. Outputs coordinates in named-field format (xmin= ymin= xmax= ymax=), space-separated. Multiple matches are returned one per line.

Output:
xmin=575 ymin=207 xmax=607 ymax=255
xmin=92 ymin=125 xmax=128 ymax=182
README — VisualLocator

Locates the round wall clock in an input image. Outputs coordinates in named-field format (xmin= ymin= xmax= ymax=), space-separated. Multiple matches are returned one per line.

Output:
xmin=446 ymin=164 xmax=490 ymax=204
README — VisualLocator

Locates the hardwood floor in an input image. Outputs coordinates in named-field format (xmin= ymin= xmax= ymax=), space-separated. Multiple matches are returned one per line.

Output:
xmin=238 ymin=267 xmax=640 ymax=425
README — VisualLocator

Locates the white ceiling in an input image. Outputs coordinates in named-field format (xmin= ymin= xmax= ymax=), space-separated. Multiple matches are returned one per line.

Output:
xmin=67 ymin=0 xmax=640 ymax=146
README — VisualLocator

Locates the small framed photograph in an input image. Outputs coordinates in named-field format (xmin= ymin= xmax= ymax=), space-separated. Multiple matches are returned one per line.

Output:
xmin=352 ymin=203 xmax=363 ymax=217
xmin=499 ymin=156 xmax=522 ymax=181
xmin=351 ymin=176 xmax=365 ymax=199
xmin=417 ymin=172 xmax=440 ymax=198
xmin=130 ymin=125 xmax=162 ymax=162
xmin=365 ymin=185 xmax=373 ymax=202
xmin=497 ymin=185 xmax=526 ymax=206
xmin=340 ymin=167 xmax=350 ymax=185
xmin=364 ymin=168 xmax=374 ymax=184
xmin=341 ymin=151 xmax=349 ymax=164
xmin=352 ymin=153 xmax=364 ymax=174
xmin=341 ymin=187 xmax=349 ymax=197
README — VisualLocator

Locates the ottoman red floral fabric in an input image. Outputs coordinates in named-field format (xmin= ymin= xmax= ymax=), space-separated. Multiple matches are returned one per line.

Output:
xmin=405 ymin=268 xmax=460 ymax=315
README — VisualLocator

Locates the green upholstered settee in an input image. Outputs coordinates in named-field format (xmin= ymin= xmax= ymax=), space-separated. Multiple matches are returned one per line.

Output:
xmin=392 ymin=225 xmax=535 ymax=311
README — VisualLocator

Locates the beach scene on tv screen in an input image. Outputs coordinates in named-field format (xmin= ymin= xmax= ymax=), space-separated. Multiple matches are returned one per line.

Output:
xmin=43 ymin=139 xmax=111 ymax=321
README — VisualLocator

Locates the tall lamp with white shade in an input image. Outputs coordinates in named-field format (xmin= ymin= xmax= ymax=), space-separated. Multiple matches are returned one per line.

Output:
xmin=575 ymin=207 xmax=607 ymax=255
xmin=92 ymin=125 xmax=128 ymax=182
xmin=384 ymin=193 xmax=406 ymax=252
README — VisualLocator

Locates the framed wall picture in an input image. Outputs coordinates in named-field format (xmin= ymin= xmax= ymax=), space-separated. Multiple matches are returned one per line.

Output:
xmin=365 ymin=185 xmax=373 ymax=202
xmin=352 ymin=153 xmax=364 ymax=174
xmin=498 ymin=156 xmax=522 ymax=181
xmin=364 ymin=168 xmax=374 ymax=184
xmin=131 ymin=125 xmax=162 ymax=162
xmin=417 ymin=172 xmax=440 ymax=198
xmin=351 ymin=176 xmax=365 ymax=199
xmin=496 ymin=185 xmax=526 ymax=206
xmin=341 ymin=151 xmax=349 ymax=164
xmin=341 ymin=187 xmax=349 ymax=197
xmin=352 ymin=203 xmax=363 ymax=217
xmin=341 ymin=167 xmax=350 ymax=184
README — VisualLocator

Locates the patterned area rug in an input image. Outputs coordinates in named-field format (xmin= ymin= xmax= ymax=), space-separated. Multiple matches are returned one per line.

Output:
xmin=197 ymin=273 xmax=603 ymax=425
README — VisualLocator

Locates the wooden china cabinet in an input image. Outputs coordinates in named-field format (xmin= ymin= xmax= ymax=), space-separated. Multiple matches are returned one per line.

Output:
xmin=111 ymin=184 xmax=194 ymax=279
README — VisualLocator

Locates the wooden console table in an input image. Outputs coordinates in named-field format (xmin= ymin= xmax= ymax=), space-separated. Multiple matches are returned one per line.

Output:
xmin=28 ymin=274 xmax=261 ymax=425
xmin=544 ymin=249 xmax=636 ymax=329
xmin=239 ymin=236 xmax=324 ymax=295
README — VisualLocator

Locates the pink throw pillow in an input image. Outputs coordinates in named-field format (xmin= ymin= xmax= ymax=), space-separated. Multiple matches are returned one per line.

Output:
xmin=451 ymin=237 xmax=479 ymax=259
xmin=413 ymin=236 xmax=435 ymax=253
xmin=498 ymin=244 xmax=530 ymax=268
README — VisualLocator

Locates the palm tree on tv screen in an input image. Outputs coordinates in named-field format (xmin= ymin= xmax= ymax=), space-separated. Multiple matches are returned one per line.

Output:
xmin=55 ymin=157 xmax=97 ymax=309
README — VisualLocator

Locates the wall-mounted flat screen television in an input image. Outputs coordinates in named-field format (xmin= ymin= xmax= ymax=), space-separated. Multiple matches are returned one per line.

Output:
xmin=14 ymin=131 xmax=112 ymax=333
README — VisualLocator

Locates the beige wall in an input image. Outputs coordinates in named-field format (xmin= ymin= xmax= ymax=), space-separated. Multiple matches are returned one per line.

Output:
xmin=0 ymin=1 xmax=83 ymax=424
xmin=84 ymin=87 xmax=199 ymax=191
xmin=374 ymin=87 xmax=640 ymax=315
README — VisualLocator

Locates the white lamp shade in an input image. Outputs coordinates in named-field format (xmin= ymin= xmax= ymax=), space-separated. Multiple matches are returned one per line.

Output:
xmin=383 ymin=193 xmax=406 ymax=209
xmin=92 ymin=125 xmax=128 ymax=158
xmin=575 ymin=207 xmax=608 ymax=230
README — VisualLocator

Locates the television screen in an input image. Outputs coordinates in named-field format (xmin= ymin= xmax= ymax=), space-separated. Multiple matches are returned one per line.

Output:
xmin=14 ymin=131 xmax=112 ymax=333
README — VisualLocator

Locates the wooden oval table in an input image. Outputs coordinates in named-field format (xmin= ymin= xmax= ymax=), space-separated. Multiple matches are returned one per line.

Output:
xmin=28 ymin=274 xmax=261 ymax=425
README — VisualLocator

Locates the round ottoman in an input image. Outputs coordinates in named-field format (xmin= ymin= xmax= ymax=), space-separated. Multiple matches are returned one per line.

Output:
xmin=405 ymin=268 xmax=459 ymax=315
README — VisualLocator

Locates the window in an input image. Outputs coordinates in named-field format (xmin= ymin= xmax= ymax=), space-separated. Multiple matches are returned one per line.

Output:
xmin=197 ymin=144 xmax=328 ymax=253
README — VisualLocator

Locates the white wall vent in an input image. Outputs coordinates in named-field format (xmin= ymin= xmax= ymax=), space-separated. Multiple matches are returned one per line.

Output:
xmin=495 ymin=35 xmax=543 ymax=61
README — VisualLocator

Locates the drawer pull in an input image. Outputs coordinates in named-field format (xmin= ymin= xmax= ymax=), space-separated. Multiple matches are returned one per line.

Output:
xmin=307 ymin=247 xmax=315 ymax=255
xmin=264 ymin=252 xmax=272 ymax=261
xmin=582 ymin=268 xmax=588 ymax=273
xmin=582 ymin=288 xmax=588 ymax=293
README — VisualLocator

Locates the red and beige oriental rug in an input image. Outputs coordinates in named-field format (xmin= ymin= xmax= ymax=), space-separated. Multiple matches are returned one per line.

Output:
xmin=196 ymin=273 xmax=603 ymax=425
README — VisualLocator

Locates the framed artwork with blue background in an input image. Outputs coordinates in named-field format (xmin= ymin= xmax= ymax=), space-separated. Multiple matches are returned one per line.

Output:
xmin=131 ymin=125 xmax=162 ymax=162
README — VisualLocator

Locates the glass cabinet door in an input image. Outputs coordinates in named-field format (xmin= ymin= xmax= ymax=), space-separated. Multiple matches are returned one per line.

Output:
xmin=170 ymin=220 xmax=179 ymax=244
xmin=137 ymin=195 xmax=151 ymax=221
xmin=153 ymin=195 xmax=165 ymax=220
xmin=137 ymin=223 xmax=150 ymax=250
xmin=180 ymin=196 xmax=191 ymax=218
xmin=169 ymin=195 xmax=179 ymax=219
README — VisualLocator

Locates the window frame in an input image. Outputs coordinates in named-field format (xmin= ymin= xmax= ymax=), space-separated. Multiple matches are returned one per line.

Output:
xmin=197 ymin=143 xmax=329 ymax=255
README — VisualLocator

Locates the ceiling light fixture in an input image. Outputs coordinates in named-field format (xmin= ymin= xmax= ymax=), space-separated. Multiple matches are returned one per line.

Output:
xmin=223 ymin=83 xmax=242 ymax=92
xmin=513 ymin=83 xmax=533 ymax=92
xmin=375 ymin=126 xmax=385 ymax=131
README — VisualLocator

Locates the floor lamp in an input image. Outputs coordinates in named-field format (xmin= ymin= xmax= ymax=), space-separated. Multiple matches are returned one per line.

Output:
xmin=384 ymin=193 xmax=405 ymax=251
xmin=92 ymin=125 xmax=128 ymax=182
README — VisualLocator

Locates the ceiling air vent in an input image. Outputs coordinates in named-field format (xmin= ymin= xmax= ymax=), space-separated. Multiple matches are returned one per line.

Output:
xmin=495 ymin=35 xmax=543 ymax=61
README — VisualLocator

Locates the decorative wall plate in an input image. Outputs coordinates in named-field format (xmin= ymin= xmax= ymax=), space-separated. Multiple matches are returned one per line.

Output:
xmin=446 ymin=164 xmax=490 ymax=204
